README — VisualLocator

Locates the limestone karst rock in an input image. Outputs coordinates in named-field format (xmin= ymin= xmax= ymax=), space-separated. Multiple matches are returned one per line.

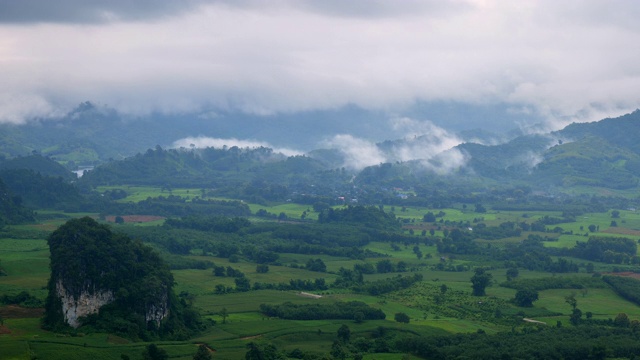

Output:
xmin=43 ymin=217 xmax=175 ymax=336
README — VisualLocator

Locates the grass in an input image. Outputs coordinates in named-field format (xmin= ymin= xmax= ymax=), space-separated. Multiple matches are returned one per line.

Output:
xmin=95 ymin=186 xmax=207 ymax=203
xmin=248 ymin=203 xmax=319 ymax=221
xmin=4 ymin=204 xmax=640 ymax=358
xmin=0 ymin=238 xmax=50 ymax=298
xmin=536 ymin=287 xmax=640 ymax=318
xmin=194 ymin=290 xmax=338 ymax=314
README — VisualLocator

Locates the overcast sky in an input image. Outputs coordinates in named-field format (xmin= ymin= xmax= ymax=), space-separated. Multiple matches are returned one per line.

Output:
xmin=1 ymin=0 xmax=639 ymax=129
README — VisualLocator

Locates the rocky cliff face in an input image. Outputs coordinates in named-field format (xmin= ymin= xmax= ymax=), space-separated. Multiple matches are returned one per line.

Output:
xmin=145 ymin=290 xmax=170 ymax=327
xmin=55 ymin=280 xmax=115 ymax=328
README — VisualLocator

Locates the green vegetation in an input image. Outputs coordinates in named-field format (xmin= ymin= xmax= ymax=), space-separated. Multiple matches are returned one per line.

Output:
xmin=259 ymin=301 xmax=386 ymax=321
xmin=3 ymin=111 xmax=640 ymax=358
xmin=43 ymin=217 xmax=204 ymax=340
xmin=603 ymin=275 xmax=640 ymax=306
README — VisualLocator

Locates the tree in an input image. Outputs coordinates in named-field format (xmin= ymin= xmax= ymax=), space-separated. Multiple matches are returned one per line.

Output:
xmin=423 ymin=212 xmax=436 ymax=222
xmin=235 ymin=277 xmax=251 ymax=292
xmin=475 ymin=203 xmax=487 ymax=213
xmin=193 ymin=344 xmax=213 ymax=360
xmin=330 ymin=341 xmax=347 ymax=360
xmin=506 ymin=267 xmax=519 ymax=279
xmin=306 ymin=258 xmax=327 ymax=272
xmin=353 ymin=311 xmax=365 ymax=324
xmin=115 ymin=216 xmax=124 ymax=224
xmin=586 ymin=312 xmax=593 ymax=319
xmin=440 ymin=284 xmax=448 ymax=295
xmin=142 ymin=344 xmax=168 ymax=360
xmin=394 ymin=312 xmax=410 ymax=324
xmin=513 ymin=289 xmax=539 ymax=307
xmin=470 ymin=268 xmax=492 ymax=296
xmin=396 ymin=261 xmax=407 ymax=272
xmin=588 ymin=224 xmax=597 ymax=232
xmin=219 ymin=307 xmax=229 ymax=324
xmin=256 ymin=264 xmax=269 ymax=273
xmin=612 ymin=210 xmax=620 ymax=218
xmin=213 ymin=266 xmax=225 ymax=276
xmin=614 ymin=313 xmax=630 ymax=328
xmin=376 ymin=259 xmax=395 ymax=273
xmin=337 ymin=324 xmax=351 ymax=343
xmin=570 ymin=308 xmax=582 ymax=326
xmin=245 ymin=342 xmax=281 ymax=360
xmin=565 ymin=293 xmax=577 ymax=310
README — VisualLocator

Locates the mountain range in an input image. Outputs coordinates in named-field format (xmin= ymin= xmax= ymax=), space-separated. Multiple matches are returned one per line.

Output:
xmin=1 ymin=106 xmax=639 ymax=194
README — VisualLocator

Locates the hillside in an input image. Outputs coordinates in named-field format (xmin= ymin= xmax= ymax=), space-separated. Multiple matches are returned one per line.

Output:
xmin=0 ymin=178 xmax=34 ymax=225
xmin=0 ymin=154 xmax=76 ymax=180
xmin=1 ymin=109 xmax=638 ymax=199
xmin=78 ymin=146 xmax=338 ymax=193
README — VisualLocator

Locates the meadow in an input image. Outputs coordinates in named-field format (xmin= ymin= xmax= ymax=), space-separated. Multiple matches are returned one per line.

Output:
xmin=2 ymin=201 xmax=640 ymax=359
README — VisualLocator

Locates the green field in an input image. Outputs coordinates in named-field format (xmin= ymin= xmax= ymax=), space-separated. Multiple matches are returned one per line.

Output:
xmin=3 ymin=205 xmax=640 ymax=359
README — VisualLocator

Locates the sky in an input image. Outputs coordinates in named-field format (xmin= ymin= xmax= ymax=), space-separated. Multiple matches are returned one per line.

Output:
xmin=1 ymin=0 xmax=640 ymax=131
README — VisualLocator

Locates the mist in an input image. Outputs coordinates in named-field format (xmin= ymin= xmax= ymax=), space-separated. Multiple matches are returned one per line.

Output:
xmin=171 ymin=137 xmax=303 ymax=157
xmin=322 ymin=118 xmax=469 ymax=173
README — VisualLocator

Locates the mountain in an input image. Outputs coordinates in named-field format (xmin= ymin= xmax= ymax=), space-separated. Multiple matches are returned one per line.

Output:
xmin=0 ymin=102 xmax=392 ymax=165
xmin=4 ymin=105 xmax=640 ymax=195
xmin=78 ymin=146 xmax=342 ymax=199
xmin=0 ymin=154 xmax=76 ymax=180
xmin=454 ymin=110 xmax=640 ymax=189
xmin=0 ymin=101 xmax=536 ymax=168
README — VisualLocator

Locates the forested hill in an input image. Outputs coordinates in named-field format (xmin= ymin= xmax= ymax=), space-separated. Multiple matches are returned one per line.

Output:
xmin=558 ymin=109 xmax=640 ymax=154
xmin=455 ymin=110 xmax=640 ymax=189
xmin=0 ymin=155 xmax=82 ymax=209
xmin=79 ymin=146 xmax=336 ymax=190
xmin=67 ymin=110 xmax=640 ymax=197
xmin=0 ymin=154 xmax=76 ymax=181
xmin=4 ymin=109 xmax=640 ymax=196
xmin=0 ymin=178 xmax=35 ymax=225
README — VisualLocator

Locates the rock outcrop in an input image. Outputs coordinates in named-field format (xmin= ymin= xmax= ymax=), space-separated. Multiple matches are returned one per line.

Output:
xmin=43 ymin=217 xmax=175 ymax=335
xmin=55 ymin=280 xmax=115 ymax=328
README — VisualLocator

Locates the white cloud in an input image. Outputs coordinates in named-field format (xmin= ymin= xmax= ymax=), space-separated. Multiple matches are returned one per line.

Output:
xmin=324 ymin=119 xmax=468 ymax=172
xmin=421 ymin=148 xmax=468 ymax=175
xmin=171 ymin=136 xmax=302 ymax=157
xmin=0 ymin=0 xmax=639 ymax=127
xmin=323 ymin=134 xmax=386 ymax=170
xmin=389 ymin=117 xmax=463 ymax=161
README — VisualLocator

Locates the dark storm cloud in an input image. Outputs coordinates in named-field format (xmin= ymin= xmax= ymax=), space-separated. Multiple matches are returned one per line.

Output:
xmin=0 ymin=0 xmax=206 ymax=23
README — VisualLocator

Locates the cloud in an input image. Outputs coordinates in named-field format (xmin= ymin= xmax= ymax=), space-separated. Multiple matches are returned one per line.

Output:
xmin=324 ymin=118 xmax=468 ymax=173
xmin=0 ymin=0 xmax=208 ymax=23
xmin=0 ymin=0 xmax=639 ymax=128
xmin=421 ymin=148 xmax=469 ymax=175
xmin=0 ymin=92 xmax=58 ymax=124
xmin=389 ymin=118 xmax=464 ymax=161
xmin=322 ymin=134 xmax=386 ymax=170
xmin=171 ymin=136 xmax=302 ymax=157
